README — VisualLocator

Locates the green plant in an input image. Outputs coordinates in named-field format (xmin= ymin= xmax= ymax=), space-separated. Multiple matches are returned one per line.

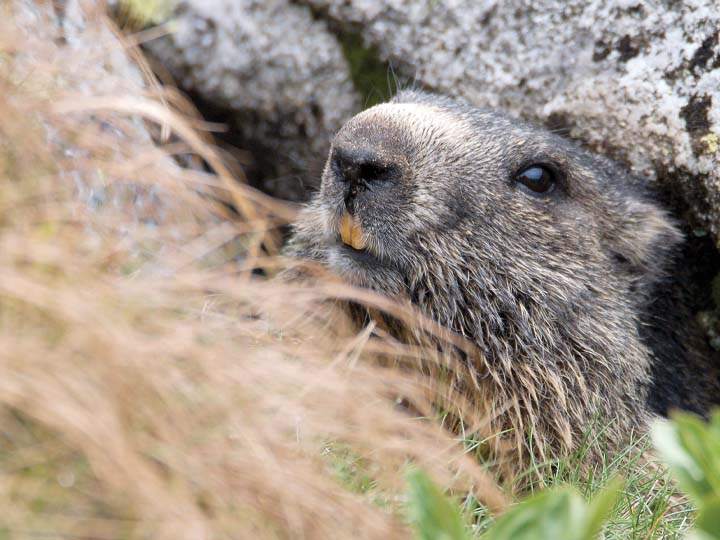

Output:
xmin=485 ymin=479 xmax=622 ymax=540
xmin=406 ymin=469 xmax=621 ymax=540
xmin=407 ymin=469 xmax=469 ymax=540
xmin=652 ymin=410 xmax=720 ymax=540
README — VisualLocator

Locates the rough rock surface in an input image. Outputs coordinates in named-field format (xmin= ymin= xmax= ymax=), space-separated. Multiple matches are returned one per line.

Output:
xmin=145 ymin=0 xmax=361 ymax=200
xmin=145 ymin=0 xmax=719 ymax=239
xmin=300 ymin=0 xmax=720 ymax=243
xmin=10 ymin=0 xmax=196 ymax=227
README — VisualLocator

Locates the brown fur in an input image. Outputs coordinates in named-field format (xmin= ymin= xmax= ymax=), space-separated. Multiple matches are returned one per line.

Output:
xmin=287 ymin=90 xmax=720 ymax=466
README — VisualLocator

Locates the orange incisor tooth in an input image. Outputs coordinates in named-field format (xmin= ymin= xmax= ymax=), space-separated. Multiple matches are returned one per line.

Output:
xmin=340 ymin=212 xmax=368 ymax=250
xmin=351 ymin=219 xmax=367 ymax=250
xmin=340 ymin=212 xmax=353 ymax=246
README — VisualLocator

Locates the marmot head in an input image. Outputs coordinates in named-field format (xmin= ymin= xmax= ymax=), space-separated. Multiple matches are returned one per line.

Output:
xmin=290 ymin=90 xmax=683 ymax=438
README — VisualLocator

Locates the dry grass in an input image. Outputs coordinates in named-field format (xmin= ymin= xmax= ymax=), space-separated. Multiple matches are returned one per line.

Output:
xmin=0 ymin=3 xmax=507 ymax=539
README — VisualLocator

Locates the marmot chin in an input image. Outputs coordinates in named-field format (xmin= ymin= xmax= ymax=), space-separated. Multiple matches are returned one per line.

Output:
xmin=288 ymin=90 xmax=720 ymax=460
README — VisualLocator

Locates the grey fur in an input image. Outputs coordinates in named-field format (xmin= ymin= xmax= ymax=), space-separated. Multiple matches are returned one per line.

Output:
xmin=288 ymin=90 xmax=720 ymax=458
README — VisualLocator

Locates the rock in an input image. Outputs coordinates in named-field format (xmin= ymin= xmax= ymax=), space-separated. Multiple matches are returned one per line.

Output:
xmin=143 ymin=0 xmax=719 ymax=239
xmin=9 ymin=0 xmax=201 ymax=228
xmin=144 ymin=0 xmax=361 ymax=200
xmin=299 ymin=0 xmax=720 ymax=244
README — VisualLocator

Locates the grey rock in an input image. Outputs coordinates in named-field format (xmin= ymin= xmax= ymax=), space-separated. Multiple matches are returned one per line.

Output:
xmin=300 ymin=0 xmax=720 ymax=243
xmin=11 ymin=0 xmax=190 ymax=228
xmin=145 ymin=0 xmax=361 ymax=200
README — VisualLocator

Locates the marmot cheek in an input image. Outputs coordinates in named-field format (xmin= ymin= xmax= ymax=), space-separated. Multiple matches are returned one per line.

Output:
xmin=340 ymin=211 xmax=368 ymax=250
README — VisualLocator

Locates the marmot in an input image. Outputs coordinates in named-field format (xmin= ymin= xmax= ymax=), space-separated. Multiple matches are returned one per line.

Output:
xmin=287 ymin=90 xmax=720 ymax=462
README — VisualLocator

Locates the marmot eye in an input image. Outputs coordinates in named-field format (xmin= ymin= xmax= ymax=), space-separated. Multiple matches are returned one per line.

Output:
xmin=515 ymin=165 xmax=556 ymax=194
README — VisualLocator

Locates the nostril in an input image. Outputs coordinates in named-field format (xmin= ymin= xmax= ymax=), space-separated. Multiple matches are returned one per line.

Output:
xmin=358 ymin=162 xmax=395 ymax=184
xmin=332 ymin=147 xmax=400 ymax=187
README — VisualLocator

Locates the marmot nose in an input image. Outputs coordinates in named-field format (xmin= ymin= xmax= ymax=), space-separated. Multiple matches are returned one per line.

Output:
xmin=331 ymin=146 xmax=400 ymax=212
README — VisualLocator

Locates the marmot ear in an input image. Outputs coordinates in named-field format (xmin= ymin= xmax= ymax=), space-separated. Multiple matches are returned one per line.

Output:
xmin=609 ymin=199 xmax=683 ymax=275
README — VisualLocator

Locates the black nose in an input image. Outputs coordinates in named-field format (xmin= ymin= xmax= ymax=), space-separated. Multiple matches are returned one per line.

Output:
xmin=331 ymin=146 xmax=400 ymax=212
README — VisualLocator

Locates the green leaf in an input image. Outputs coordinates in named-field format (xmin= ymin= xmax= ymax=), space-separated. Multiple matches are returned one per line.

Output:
xmin=487 ymin=488 xmax=587 ymax=540
xmin=406 ymin=468 xmax=469 ymax=540
xmin=651 ymin=418 xmax=706 ymax=500
xmin=651 ymin=413 xmax=720 ymax=503
xmin=696 ymin=494 xmax=720 ymax=538
xmin=651 ymin=409 xmax=720 ymax=540
xmin=485 ymin=481 xmax=620 ymax=540
xmin=686 ymin=531 xmax=720 ymax=540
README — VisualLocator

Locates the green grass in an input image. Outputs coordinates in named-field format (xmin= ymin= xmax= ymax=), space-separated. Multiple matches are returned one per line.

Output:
xmin=322 ymin=403 xmax=699 ymax=539
xmin=484 ymin=441 xmax=687 ymax=539
xmin=404 ymin=411 xmax=720 ymax=540
xmin=325 ymin=419 xmax=692 ymax=539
